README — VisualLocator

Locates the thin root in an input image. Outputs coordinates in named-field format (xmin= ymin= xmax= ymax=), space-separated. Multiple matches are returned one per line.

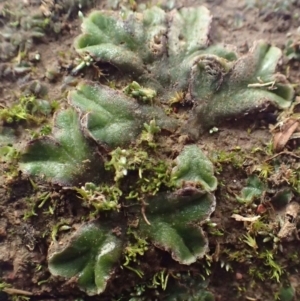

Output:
xmin=141 ymin=205 xmax=151 ymax=225
xmin=264 ymin=150 xmax=300 ymax=162
xmin=3 ymin=288 xmax=33 ymax=296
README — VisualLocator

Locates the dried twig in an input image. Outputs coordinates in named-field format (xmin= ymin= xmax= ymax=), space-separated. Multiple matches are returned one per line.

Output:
xmin=264 ymin=150 xmax=300 ymax=162
xmin=3 ymin=288 xmax=33 ymax=296
xmin=141 ymin=203 xmax=151 ymax=225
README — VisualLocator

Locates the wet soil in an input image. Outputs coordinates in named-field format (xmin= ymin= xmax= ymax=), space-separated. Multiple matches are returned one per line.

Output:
xmin=1 ymin=0 xmax=300 ymax=301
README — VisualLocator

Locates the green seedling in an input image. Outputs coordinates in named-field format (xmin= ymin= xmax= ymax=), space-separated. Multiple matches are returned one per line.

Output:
xmin=71 ymin=54 xmax=94 ymax=75
xmin=23 ymin=205 xmax=38 ymax=220
xmin=209 ymin=149 xmax=244 ymax=171
xmin=149 ymin=270 xmax=169 ymax=290
xmin=124 ymin=81 xmax=157 ymax=104
xmin=37 ymin=192 xmax=51 ymax=208
xmin=243 ymin=234 xmax=258 ymax=250
xmin=123 ymin=265 xmax=144 ymax=279
xmin=105 ymin=147 xmax=148 ymax=182
xmin=43 ymin=205 xmax=55 ymax=215
xmin=123 ymin=229 xmax=148 ymax=278
xmin=220 ymin=259 xmax=232 ymax=272
xmin=37 ymin=279 xmax=49 ymax=286
xmin=0 ymin=94 xmax=51 ymax=124
xmin=0 ymin=144 xmax=20 ymax=180
xmin=205 ymin=221 xmax=224 ymax=236
xmin=168 ymin=91 xmax=185 ymax=106
xmin=255 ymin=162 xmax=274 ymax=179
xmin=139 ymin=119 xmax=160 ymax=148
xmin=74 ymin=182 xmax=121 ymax=213
xmin=259 ymin=250 xmax=283 ymax=282
xmin=124 ymin=229 xmax=148 ymax=265
xmin=0 ymin=280 xmax=11 ymax=290
xmin=0 ymin=145 xmax=19 ymax=162
xmin=35 ymin=264 xmax=43 ymax=272
xmin=28 ymin=124 xmax=52 ymax=139
xmin=51 ymin=221 xmax=71 ymax=241
xmin=106 ymin=146 xmax=175 ymax=200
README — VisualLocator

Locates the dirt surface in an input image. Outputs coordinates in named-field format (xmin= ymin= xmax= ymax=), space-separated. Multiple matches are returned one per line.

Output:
xmin=1 ymin=0 xmax=300 ymax=301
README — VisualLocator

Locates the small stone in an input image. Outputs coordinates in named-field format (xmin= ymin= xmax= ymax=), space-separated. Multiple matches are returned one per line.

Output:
xmin=257 ymin=204 xmax=267 ymax=214
xmin=236 ymin=272 xmax=243 ymax=280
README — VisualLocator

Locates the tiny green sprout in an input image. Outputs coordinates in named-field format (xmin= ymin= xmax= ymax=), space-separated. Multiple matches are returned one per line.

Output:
xmin=128 ymin=0 xmax=137 ymax=10
xmin=251 ymin=146 xmax=264 ymax=154
xmin=250 ymin=218 xmax=271 ymax=235
xmin=71 ymin=54 xmax=94 ymax=75
xmin=123 ymin=81 xmax=157 ymax=104
xmin=0 ymin=145 xmax=19 ymax=162
xmin=35 ymin=264 xmax=43 ymax=272
xmin=43 ymin=204 xmax=55 ymax=215
xmin=28 ymin=124 xmax=52 ymax=139
xmin=106 ymin=148 xmax=130 ymax=181
xmin=37 ymin=279 xmax=49 ymax=286
xmin=28 ymin=178 xmax=39 ymax=191
xmin=209 ymin=149 xmax=244 ymax=171
xmin=23 ymin=208 xmax=38 ymax=220
xmin=243 ymin=234 xmax=258 ymax=250
xmin=265 ymin=140 xmax=274 ymax=156
xmin=199 ymin=255 xmax=213 ymax=280
xmin=236 ymin=175 xmax=265 ymax=204
xmin=0 ymin=280 xmax=11 ymax=290
xmin=40 ymin=124 xmax=52 ymax=135
xmin=168 ymin=91 xmax=184 ymax=105
xmin=0 ymin=94 xmax=51 ymax=124
xmin=124 ymin=230 xmax=148 ymax=264
xmin=123 ymin=229 xmax=148 ymax=278
xmin=249 ymin=266 xmax=265 ymax=281
xmin=106 ymin=147 xmax=148 ymax=182
xmin=139 ymin=119 xmax=160 ymax=147
xmin=108 ymin=81 xmax=117 ymax=89
xmin=205 ymin=220 xmax=224 ymax=236
xmin=259 ymin=249 xmax=283 ymax=282
xmin=256 ymin=162 xmax=274 ymax=179
xmin=51 ymin=221 xmax=71 ymax=241
xmin=149 ymin=270 xmax=169 ymax=290
xmin=74 ymin=182 xmax=121 ymax=213
xmin=23 ymin=197 xmax=38 ymax=220
xmin=130 ymin=283 xmax=146 ymax=298
xmin=37 ymin=192 xmax=51 ymax=208
xmin=220 ymin=260 xmax=232 ymax=272
xmin=123 ymin=265 xmax=144 ymax=278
